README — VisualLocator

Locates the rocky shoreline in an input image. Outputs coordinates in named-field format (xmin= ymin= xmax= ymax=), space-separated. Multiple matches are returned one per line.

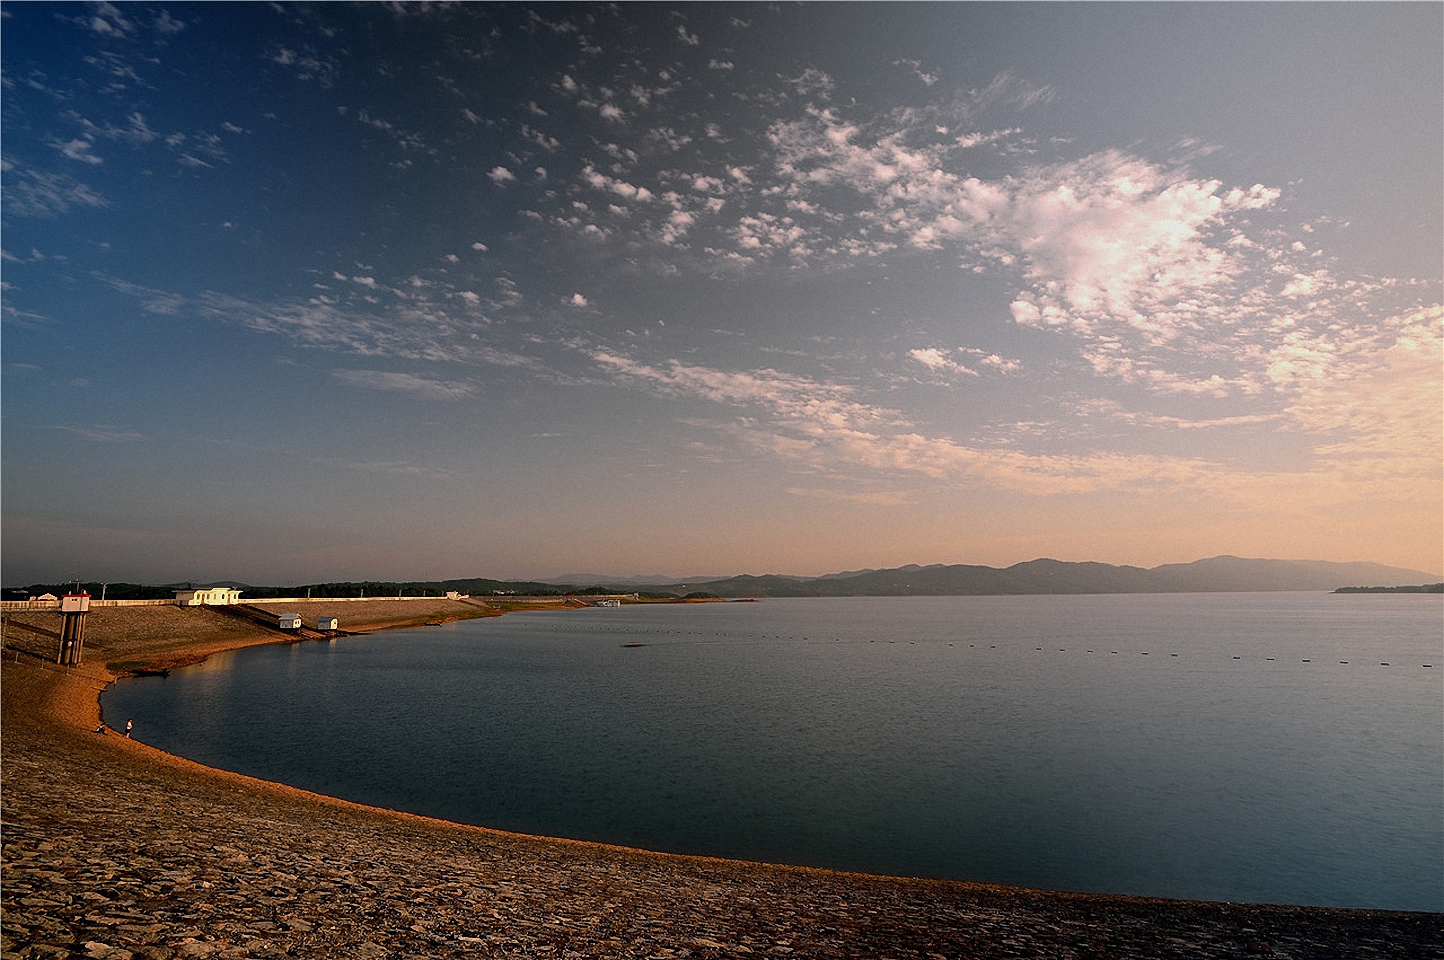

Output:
xmin=3 ymin=605 xmax=1441 ymax=959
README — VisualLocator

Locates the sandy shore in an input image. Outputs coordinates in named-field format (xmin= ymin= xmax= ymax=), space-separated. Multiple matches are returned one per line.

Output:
xmin=2 ymin=604 xmax=1440 ymax=959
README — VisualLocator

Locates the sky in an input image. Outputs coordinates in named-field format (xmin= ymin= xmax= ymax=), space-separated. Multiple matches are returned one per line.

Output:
xmin=2 ymin=2 xmax=1441 ymax=586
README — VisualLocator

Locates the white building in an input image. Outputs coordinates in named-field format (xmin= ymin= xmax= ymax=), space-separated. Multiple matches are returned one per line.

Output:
xmin=317 ymin=616 xmax=339 ymax=631
xmin=175 ymin=587 xmax=242 ymax=607
xmin=277 ymin=613 xmax=302 ymax=629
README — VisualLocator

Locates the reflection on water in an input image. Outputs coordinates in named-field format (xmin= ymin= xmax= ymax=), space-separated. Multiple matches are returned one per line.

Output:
xmin=104 ymin=593 xmax=1443 ymax=911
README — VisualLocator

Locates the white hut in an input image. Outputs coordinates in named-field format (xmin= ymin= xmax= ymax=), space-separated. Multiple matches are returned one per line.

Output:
xmin=317 ymin=616 xmax=339 ymax=631
xmin=277 ymin=613 xmax=302 ymax=630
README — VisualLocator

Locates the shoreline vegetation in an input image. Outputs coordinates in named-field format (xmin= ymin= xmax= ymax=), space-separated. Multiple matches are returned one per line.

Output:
xmin=3 ymin=603 xmax=1441 ymax=958
xmin=1333 ymin=584 xmax=1444 ymax=594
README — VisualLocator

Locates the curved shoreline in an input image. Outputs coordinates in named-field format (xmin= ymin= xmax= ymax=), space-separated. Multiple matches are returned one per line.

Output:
xmin=3 ymin=603 xmax=1441 ymax=958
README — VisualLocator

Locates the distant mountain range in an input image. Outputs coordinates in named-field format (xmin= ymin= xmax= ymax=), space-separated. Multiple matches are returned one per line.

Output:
xmin=6 ymin=557 xmax=1437 ymax=602
xmin=644 ymin=556 xmax=1440 ymax=598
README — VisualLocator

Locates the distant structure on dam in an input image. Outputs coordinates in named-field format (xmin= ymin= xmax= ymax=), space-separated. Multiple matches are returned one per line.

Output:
xmin=174 ymin=587 xmax=241 ymax=606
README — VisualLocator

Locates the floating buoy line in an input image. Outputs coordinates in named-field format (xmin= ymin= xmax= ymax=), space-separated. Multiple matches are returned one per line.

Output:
xmin=569 ymin=624 xmax=1432 ymax=668
xmin=438 ymin=614 xmax=1439 ymax=672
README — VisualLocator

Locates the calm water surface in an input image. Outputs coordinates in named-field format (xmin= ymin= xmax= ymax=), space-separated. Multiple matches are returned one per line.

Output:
xmin=103 ymin=593 xmax=1443 ymax=910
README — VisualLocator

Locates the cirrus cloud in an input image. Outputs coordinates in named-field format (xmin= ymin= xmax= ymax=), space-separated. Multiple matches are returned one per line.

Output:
xmin=332 ymin=369 xmax=474 ymax=401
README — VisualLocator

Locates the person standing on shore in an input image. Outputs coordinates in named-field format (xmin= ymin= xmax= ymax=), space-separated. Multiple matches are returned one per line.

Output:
xmin=125 ymin=719 xmax=132 ymax=738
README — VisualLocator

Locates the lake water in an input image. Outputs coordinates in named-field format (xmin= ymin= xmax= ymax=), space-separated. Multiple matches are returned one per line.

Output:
xmin=102 ymin=593 xmax=1443 ymax=911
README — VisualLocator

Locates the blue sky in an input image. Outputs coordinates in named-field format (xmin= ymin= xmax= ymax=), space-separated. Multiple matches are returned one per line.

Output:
xmin=3 ymin=2 xmax=1440 ymax=586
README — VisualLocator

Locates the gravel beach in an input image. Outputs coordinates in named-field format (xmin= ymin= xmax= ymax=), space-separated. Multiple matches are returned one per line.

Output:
xmin=3 ymin=604 xmax=1440 ymax=959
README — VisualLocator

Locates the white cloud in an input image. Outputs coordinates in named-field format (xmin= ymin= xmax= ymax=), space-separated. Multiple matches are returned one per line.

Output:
xmin=650 ymin=127 xmax=693 ymax=151
xmin=592 ymin=352 xmax=1256 ymax=498
xmin=660 ymin=209 xmax=696 ymax=245
xmin=978 ymin=353 xmax=1021 ymax=373
xmin=268 ymin=45 xmax=339 ymax=86
xmin=894 ymin=59 xmax=938 ymax=86
xmin=761 ymin=105 xmax=1289 ymax=350
xmin=955 ymin=127 xmax=1021 ymax=149
xmin=522 ymin=125 xmax=561 ymax=151
xmin=333 ymin=369 xmax=474 ymax=401
xmin=580 ymin=166 xmax=653 ymax=202
xmin=327 ymin=458 xmax=453 ymax=481
xmin=54 ymin=137 xmax=103 ymax=164
xmin=787 ymin=68 xmax=834 ymax=99
xmin=909 ymin=348 xmax=977 ymax=377
xmin=87 ymin=2 xmax=133 ymax=35
xmin=54 ymin=425 xmax=145 ymax=442
xmin=1269 ymin=304 xmax=1442 ymax=474
xmin=154 ymin=10 xmax=185 ymax=34
xmin=2 ymin=163 xmax=109 ymax=218
xmin=488 ymin=165 xmax=516 ymax=184
xmin=92 ymin=273 xmax=187 ymax=315
xmin=989 ymin=153 xmax=1283 ymax=342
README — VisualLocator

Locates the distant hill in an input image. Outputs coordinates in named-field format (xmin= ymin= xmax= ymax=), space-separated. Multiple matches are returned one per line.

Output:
xmin=651 ymin=556 xmax=1440 ymax=598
